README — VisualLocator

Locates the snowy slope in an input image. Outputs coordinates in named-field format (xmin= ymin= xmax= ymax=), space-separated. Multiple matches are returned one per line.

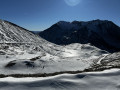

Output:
xmin=0 ymin=20 xmax=44 ymax=43
xmin=0 ymin=43 xmax=108 ymax=74
xmin=0 ymin=69 xmax=120 ymax=90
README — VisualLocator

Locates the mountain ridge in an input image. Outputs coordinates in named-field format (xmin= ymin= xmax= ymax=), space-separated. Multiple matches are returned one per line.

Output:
xmin=0 ymin=19 xmax=45 ymax=43
xmin=39 ymin=19 xmax=120 ymax=52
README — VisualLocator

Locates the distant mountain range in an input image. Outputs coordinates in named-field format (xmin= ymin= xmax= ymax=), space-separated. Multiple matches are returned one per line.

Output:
xmin=39 ymin=20 xmax=120 ymax=52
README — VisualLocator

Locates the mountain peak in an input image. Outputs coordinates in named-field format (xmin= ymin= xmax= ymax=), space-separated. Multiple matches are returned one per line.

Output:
xmin=57 ymin=21 xmax=70 ymax=24
xmin=56 ymin=21 xmax=76 ymax=30
xmin=57 ymin=21 xmax=71 ymax=26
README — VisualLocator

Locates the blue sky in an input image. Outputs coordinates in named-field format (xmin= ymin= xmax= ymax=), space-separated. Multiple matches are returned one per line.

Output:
xmin=0 ymin=0 xmax=120 ymax=31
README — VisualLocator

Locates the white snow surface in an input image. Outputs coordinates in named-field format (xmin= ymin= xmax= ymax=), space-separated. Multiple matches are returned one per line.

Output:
xmin=0 ymin=43 xmax=108 ymax=74
xmin=0 ymin=69 xmax=120 ymax=90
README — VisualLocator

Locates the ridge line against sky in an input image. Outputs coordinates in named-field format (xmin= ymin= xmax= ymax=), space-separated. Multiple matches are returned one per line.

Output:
xmin=0 ymin=0 xmax=120 ymax=31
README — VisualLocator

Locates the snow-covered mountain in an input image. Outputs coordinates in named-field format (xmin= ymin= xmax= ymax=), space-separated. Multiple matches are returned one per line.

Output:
xmin=39 ymin=20 xmax=120 ymax=52
xmin=0 ymin=19 xmax=110 ymax=75
xmin=0 ymin=19 xmax=120 ymax=76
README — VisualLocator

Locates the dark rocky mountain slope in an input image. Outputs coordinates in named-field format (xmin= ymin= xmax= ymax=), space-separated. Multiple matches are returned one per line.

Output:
xmin=39 ymin=20 xmax=120 ymax=52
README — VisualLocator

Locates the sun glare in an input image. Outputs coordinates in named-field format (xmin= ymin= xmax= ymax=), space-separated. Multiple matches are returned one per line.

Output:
xmin=64 ymin=0 xmax=82 ymax=6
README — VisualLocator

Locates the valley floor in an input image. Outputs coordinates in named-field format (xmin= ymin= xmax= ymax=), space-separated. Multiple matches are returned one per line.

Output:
xmin=0 ymin=69 xmax=120 ymax=90
xmin=0 ymin=43 xmax=108 ymax=75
